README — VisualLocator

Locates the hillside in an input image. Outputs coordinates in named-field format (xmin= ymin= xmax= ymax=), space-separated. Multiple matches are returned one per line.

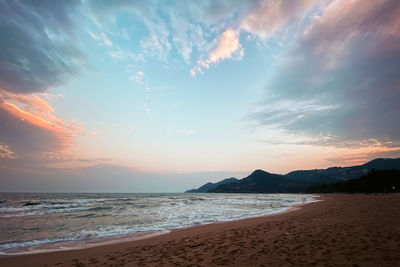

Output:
xmin=185 ymin=177 xmax=238 ymax=193
xmin=285 ymin=158 xmax=400 ymax=183
xmin=306 ymin=169 xmax=400 ymax=193
xmin=185 ymin=158 xmax=400 ymax=193
xmin=208 ymin=170 xmax=307 ymax=193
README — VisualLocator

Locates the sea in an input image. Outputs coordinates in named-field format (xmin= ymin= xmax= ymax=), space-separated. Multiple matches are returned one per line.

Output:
xmin=0 ymin=193 xmax=316 ymax=255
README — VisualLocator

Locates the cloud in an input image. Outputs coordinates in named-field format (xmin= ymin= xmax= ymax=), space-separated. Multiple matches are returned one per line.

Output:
xmin=130 ymin=71 xmax=145 ymax=85
xmin=88 ymin=31 xmax=113 ymax=47
xmin=189 ymin=0 xmax=317 ymax=76
xmin=0 ymin=1 xmax=95 ymax=165
xmin=0 ymin=90 xmax=54 ymax=116
xmin=87 ymin=1 xmax=247 ymax=68
xmin=0 ymin=90 xmax=93 ymax=162
xmin=168 ymin=128 xmax=196 ymax=135
xmin=240 ymin=0 xmax=314 ymax=39
xmin=0 ymin=142 xmax=17 ymax=159
xmin=0 ymin=100 xmax=73 ymax=157
xmin=169 ymin=14 xmax=207 ymax=64
xmin=248 ymin=0 xmax=400 ymax=148
xmin=208 ymin=29 xmax=242 ymax=64
xmin=167 ymin=0 xmax=249 ymax=63
xmin=0 ymin=0 xmax=85 ymax=94
xmin=84 ymin=1 xmax=315 ymax=73
xmin=140 ymin=35 xmax=172 ymax=61
xmin=86 ymin=0 xmax=173 ymax=63
xmin=190 ymin=29 xmax=243 ymax=76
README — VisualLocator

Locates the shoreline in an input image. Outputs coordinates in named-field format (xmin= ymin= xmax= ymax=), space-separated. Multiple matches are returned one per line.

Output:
xmin=1 ymin=194 xmax=400 ymax=266
xmin=0 ymin=195 xmax=317 ymax=257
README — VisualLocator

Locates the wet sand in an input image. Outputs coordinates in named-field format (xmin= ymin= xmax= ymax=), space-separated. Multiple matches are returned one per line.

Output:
xmin=1 ymin=194 xmax=400 ymax=266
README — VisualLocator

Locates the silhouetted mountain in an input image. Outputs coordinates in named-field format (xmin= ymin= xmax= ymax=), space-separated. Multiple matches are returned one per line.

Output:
xmin=209 ymin=169 xmax=308 ymax=193
xmin=185 ymin=158 xmax=400 ymax=193
xmin=361 ymin=158 xmax=400 ymax=170
xmin=306 ymin=169 xmax=400 ymax=193
xmin=185 ymin=177 xmax=238 ymax=193
xmin=285 ymin=169 xmax=341 ymax=184
xmin=286 ymin=158 xmax=400 ymax=184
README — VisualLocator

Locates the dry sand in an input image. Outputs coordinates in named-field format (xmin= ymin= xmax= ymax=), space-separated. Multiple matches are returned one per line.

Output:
xmin=1 ymin=194 xmax=400 ymax=266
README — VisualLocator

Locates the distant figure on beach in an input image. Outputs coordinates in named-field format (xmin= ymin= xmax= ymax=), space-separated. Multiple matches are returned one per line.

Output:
xmin=301 ymin=197 xmax=306 ymax=204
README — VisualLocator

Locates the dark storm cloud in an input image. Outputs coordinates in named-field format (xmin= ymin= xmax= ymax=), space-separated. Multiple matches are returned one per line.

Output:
xmin=249 ymin=0 xmax=400 ymax=147
xmin=0 ymin=0 xmax=84 ymax=94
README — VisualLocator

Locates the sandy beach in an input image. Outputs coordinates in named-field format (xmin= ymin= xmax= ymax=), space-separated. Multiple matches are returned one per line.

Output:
xmin=1 ymin=194 xmax=399 ymax=266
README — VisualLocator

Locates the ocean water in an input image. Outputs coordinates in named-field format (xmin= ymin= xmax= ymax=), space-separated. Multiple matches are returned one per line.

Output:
xmin=0 ymin=193 xmax=316 ymax=255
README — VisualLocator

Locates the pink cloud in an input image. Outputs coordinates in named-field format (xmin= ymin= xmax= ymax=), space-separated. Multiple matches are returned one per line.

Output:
xmin=190 ymin=0 xmax=315 ymax=76
xmin=300 ymin=0 xmax=400 ymax=70
xmin=190 ymin=29 xmax=242 ymax=76
xmin=240 ymin=0 xmax=314 ymax=39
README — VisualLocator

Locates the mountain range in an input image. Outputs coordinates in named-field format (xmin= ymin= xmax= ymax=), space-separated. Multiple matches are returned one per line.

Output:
xmin=306 ymin=169 xmax=400 ymax=193
xmin=185 ymin=158 xmax=400 ymax=193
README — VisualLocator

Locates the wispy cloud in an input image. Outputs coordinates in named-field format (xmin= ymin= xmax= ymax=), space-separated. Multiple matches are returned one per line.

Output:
xmin=191 ymin=29 xmax=243 ymax=76
xmin=129 ymin=71 xmax=152 ymax=116
xmin=82 ymin=1 xmax=316 ymax=76
xmin=140 ymin=35 xmax=172 ymax=62
xmin=0 ymin=142 xmax=17 ymax=159
xmin=88 ymin=31 xmax=113 ymax=47
xmin=130 ymin=71 xmax=145 ymax=85
xmin=168 ymin=128 xmax=196 ymax=135
xmin=247 ymin=0 xmax=400 ymax=149
xmin=240 ymin=0 xmax=314 ymax=39
xmin=189 ymin=0 xmax=316 ymax=76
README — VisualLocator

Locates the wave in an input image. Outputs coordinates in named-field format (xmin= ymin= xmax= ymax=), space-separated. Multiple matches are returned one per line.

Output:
xmin=0 ymin=198 xmax=117 ymax=217
xmin=0 ymin=193 xmax=318 ymax=254
xmin=0 ymin=228 xmax=170 ymax=255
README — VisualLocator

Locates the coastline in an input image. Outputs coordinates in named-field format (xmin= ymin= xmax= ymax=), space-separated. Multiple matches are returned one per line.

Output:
xmin=0 ymin=194 xmax=314 ymax=256
xmin=1 ymin=194 xmax=400 ymax=266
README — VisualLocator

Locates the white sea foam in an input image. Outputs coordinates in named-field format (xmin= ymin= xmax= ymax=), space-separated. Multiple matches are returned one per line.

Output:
xmin=0 ymin=193 xmax=317 ymax=255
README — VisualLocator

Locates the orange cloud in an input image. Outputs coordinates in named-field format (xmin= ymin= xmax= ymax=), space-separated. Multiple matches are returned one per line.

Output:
xmin=0 ymin=90 xmax=90 ymax=135
xmin=0 ymin=90 xmax=55 ymax=117
xmin=0 ymin=90 xmax=93 ymax=159
xmin=0 ymin=101 xmax=73 ymax=152
xmin=190 ymin=29 xmax=242 ymax=76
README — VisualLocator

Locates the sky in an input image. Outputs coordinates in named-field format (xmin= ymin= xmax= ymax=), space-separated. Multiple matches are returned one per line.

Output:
xmin=0 ymin=0 xmax=399 ymax=192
